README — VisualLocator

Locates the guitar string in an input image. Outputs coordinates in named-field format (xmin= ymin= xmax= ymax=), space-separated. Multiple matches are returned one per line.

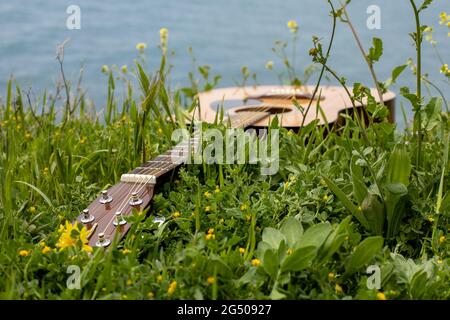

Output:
xmin=98 ymin=137 xmax=201 ymax=235
xmin=104 ymin=106 xmax=269 ymax=225
xmin=96 ymin=104 xmax=276 ymax=238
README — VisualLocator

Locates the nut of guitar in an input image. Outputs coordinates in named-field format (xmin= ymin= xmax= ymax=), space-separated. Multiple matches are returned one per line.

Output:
xmin=120 ymin=174 xmax=156 ymax=184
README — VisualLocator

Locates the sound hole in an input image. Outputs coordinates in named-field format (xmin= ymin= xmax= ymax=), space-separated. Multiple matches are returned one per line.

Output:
xmin=235 ymin=106 xmax=291 ymax=114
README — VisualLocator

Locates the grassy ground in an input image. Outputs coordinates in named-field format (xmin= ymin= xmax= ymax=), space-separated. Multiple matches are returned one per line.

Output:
xmin=0 ymin=1 xmax=450 ymax=300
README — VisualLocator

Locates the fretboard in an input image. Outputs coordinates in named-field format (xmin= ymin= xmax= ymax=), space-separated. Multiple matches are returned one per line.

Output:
xmin=123 ymin=110 xmax=270 ymax=183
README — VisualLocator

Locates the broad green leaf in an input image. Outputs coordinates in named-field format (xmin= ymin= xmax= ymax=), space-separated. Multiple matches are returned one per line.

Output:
xmin=262 ymin=227 xmax=286 ymax=250
xmin=263 ymin=249 xmax=279 ymax=279
xmin=409 ymin=270 xmax=428 ymax=299
xmin=385 ymin=65 xmax=407 ymax=88
xmin=351 ymin=158 xmax=368 ymax=204
xmin=368 ymin=38 xmax=383 ymax=63
xmin=299 ymin=222 xmax=333 ymax=250
xmin=319 ymin=216 xmax=352 ymax=261
xmin=384 ymin=183 xmax=408 ymax=238
xmin=385 ymin=145 xmax=411 ymax=186
xmin=361 ymin=193 xmax=385 ymax=236
xmin=269 ymin=288 xmax=286 ymax=300
xmin=345 ymin=236 xmax=384 ymax=275
xmin=280 ymin=217 xmax=303 ymax=247
xmin=281 ymin=246 xmax=316 ymax=272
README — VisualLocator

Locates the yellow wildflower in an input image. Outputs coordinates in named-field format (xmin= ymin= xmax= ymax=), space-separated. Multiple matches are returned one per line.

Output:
xmin=160 ymin=28 xmax=169 ymax=41
xmin=173 ymin=211 xmax=181 ymax=218
xmin=122 ymin=295 xmax=128 ymax=300
xmin=245 ymin=214 xmax=251 ymax=221
xmin=439 ymin=12 xmax=448 ymax=25
xmin=25 ymin=132 xmax=32 ymax=140
xmin=121 ymin=248 xmax=132 ymax=255
xmin=41 ymin=246 xmax=52 ymax=254
xmin=335 ymin=283 xmax=343 ymax=294
xmin=251 ymin=258 xmax=261 ymax=267
xmin=207 ymin=276 xmax=216 ymax=285
xmin=287 ymin=20 xmax=298 ymax=33
xmin=440 ymin=64 xmax=450 ymax=76
xmin=126 ymin=279 xmax=133 ymax=286
xmin=167 ymin=280 xmax=177 ymax=296
xmin=205 ymin=233 xmax=215 ymax=240
xmin=207 ymin=228 xmax=214 ymax=234
xmin=28 ymin=206 xmax=36 ymax=214
xmin=101 ymin=65 xmax=109 ymax=73
xmin=265 ymin=61 xmax=274 ymax=70
xmin=436 ymin=259 xmax=443 ymax=264
xmin=157 ymin=275 xmax=163 ymax=283
xmin=136 ymin=42 xmax=147 ymax=51
xmin=214 ymin=186 xmax=220 ymax=193
xmin=121 ymin=65 xmax=128 ymax=73
xmin=287 ymin=248 xmax=293 ymax=255
xmin=204 ymin=191 xmax=211 ymax=198
xmin=147 ymin=292 xmax=154 ymax=299
xmin=157 ymin=128 xmax=163 ymax=134
xmin=323 ymin=194 xmax=329 ymax=202
xmin=428 ymin=216 xmax=435 ymax=223
xmin=239 ymin=247 xmax=246 ymax=254
xmin=328 ymin=272 xmax=335 ymax=281
xmin=79 ymin=226 xmax=93 ymax=253
xmin=56 ymin=221 xmax=92 ymax=253
xmin=439 ymin=235 xmax=446 ymax=244
xmin=377 ymin=292 xmax=387 ymax=300
xmin=204 ymin=206 xmax=211 ymax=212
xmin=19 ymin=250 xmax=31 ymax=257
xmin=240 ymin=204 xmax=248 ymax=211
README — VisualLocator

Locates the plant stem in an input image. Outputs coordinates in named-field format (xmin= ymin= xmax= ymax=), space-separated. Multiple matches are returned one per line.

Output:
xmin=340 ymin=2 xmax=384 ymax=106
xmin=409 ymin=0 xmax=423 ymax=167
xmin=299 ymin=0 xmax=336 ymax=135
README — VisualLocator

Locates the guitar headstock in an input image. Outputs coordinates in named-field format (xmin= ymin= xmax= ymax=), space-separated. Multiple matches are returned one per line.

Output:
xmin=76 ymin=137 xmax=200 ymax=248
xmin=77 ymin=182 xmax=155 ymax=248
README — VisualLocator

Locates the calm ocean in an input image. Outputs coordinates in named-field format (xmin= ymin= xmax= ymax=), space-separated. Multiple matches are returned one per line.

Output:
xmin=1 ymin=0 xmax=449 ymax=125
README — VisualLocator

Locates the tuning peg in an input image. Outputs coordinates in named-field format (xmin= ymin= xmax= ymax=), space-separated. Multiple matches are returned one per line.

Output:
xmin=99 ymin=190 xmax=113 ymax=204
xmin=80 ymin=209 xmax=95 ymax=224
xmin=113 ymin=211 xmax=127 ymax=226
xmin=95 ymin=232 xmax=111 ymax=247
xmin=129 ymin=192 xmax=143 ymax=206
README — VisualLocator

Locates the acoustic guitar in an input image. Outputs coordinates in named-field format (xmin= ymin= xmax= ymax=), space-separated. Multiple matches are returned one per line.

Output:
xmin=76 ymin=85 xmax=395 ymax=248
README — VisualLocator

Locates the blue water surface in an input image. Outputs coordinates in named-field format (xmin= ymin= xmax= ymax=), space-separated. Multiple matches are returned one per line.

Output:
xmin=1 ymin=0 xmax=449 ymax=126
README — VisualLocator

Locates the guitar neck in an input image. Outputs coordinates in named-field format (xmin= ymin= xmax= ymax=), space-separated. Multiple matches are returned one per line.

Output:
xmin=122 ymin=110 xmax=270 ymax=184
xmin=77 ymin=108 xmax=271 ymax=248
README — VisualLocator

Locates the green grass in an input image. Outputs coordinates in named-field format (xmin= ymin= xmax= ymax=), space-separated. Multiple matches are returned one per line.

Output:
xmin=0 ymin=0 xmax=450 ymax=300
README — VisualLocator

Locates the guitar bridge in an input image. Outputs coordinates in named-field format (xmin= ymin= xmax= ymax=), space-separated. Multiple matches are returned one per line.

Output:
xmin=120 ymin=174 xmax=156 ymax=184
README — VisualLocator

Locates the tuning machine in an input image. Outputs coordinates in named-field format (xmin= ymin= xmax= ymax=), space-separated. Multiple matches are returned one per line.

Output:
xmin=113 ymin=211 xmax=127 ymax=226
xmin=80 ymin=209 xmax=95 ymax=224
xmin=129 ymin=192 xmax=143 ymax=206
xmin=99 ymin=190 xmax=113 ymax=204
xmin=95 ymin=232 xmax=111 ymax=247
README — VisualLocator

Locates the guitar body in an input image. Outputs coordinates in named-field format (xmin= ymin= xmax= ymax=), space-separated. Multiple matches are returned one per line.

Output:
xmin=77 ymin=85 xmax=395 ymax=247
xmin=195 ymin=85 xmax=396 ymax=127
